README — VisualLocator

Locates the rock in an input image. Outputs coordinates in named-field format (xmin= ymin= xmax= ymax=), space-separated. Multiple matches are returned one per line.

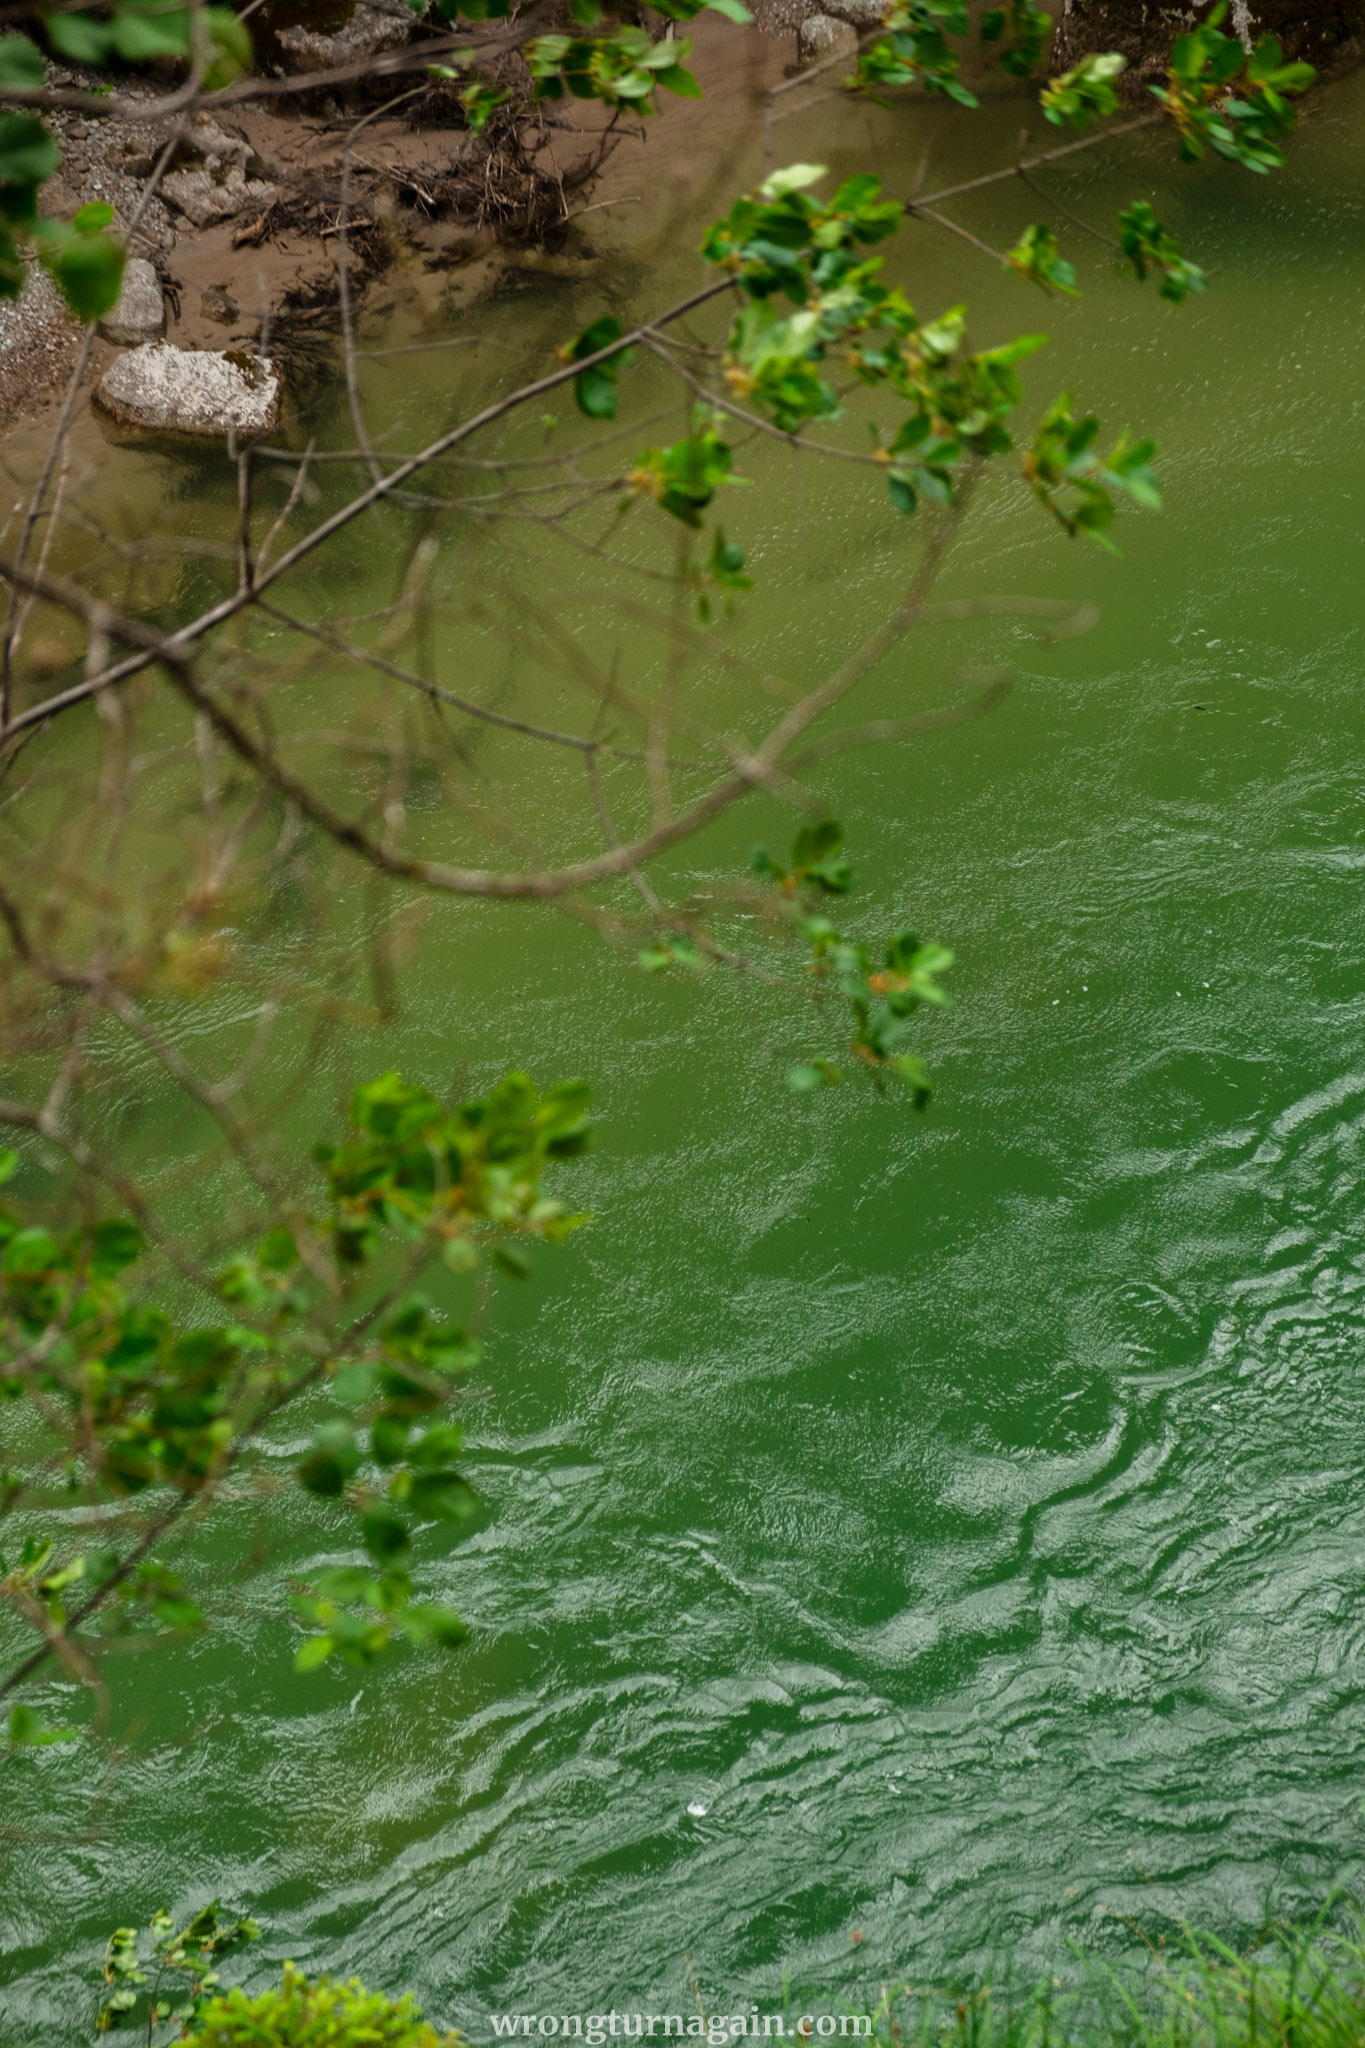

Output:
xmin=95 ymin=342 xmax=279 ymax=439
xmin=1052 ymin=0 xmax=1365 ymax=87
xmin=202 ymin=285 xmax=240 ymax=326
xmin=275 ymin=0 xmax=414 ymax=71
xmin=798 ymin=10 xmax=858 ymax=61
xmin=97 ymin=258 xmax=164 ymax=347
xmin=162 ymin=161 xmax=276 ymax=228
xmin=825 ymin=0 xmax=884 ymax=26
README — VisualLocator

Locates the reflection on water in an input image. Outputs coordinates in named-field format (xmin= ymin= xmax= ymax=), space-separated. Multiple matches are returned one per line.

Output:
xmin=4 ymin=57 xmax=1365 ymax=2043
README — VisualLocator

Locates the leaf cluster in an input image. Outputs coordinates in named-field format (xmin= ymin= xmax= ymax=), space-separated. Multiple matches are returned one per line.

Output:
xmin=0 ymin=1071 xmax=591 ymax=1700
xmin=854 ymin=0 xmax=1048 ymax=105
xmin=1118 ymin=201 xmax=1205 ymax=305
xmin=702 ymin=162 xmax=1051 ymax=520
xmin=1007 ymin=222 xmax=1078 ymax=298
xmin=749 ymin=823 xmax=953 ymax=1098
xmin=1024 ymin=393 xmax=1160 ymax=551
xmin=0 ymin=39 xmax=130 ymax=318
xmin=98 ymin=1904 xmax=260 ymax=2036
xmin=1152 ymin=2 xmax=1314 ymax=173
xmin=1039 ymin=49 xmax=1126 ymax=131
xmin=525 ymin=26 xmax=703 ymax=111
xmin=629 ymin=421 xmax=736 ymax=527
xmin=189 ymin=1962 xmax=463 ymax=2048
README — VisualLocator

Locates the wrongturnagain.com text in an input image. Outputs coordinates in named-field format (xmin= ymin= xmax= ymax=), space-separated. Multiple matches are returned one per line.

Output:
xmin=490 ymin=2017 xmax=873 ymax=2043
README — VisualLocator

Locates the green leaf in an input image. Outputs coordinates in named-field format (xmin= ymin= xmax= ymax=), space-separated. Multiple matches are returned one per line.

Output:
xmin=399 ymin=1602 xmax=469 ymax=1649
xmin=42 ymin=9 xmax=113 ymax=60
xmin=654 ymin=62 xmax=702 ymax=95
xmin=0 ymin=35 xmax=45 ymax=85
xmin=110 ymin=3 xmax=191 ymax=60
xmin=787 ymin=1060 xmax=841 ymax=1091
xmin=294 ymin=1634 xmax=336 ymax=1673
xmin=298 ymin=1423 xmax=361 ymax=1497
xmin=205 ymin=3 xmax=252 ymax=82
xmin=0 ymin=1148 xmax=18 ymax=1186
xmin=361 ymin=1509 xmax=412 ymax=1563
xmin=574 ymin=364 xmax=618 ymax=419
xmin=43 ymin=223 xmax=126 ymax=322
xmin=90 ymin=1218 xmax=141 ymax=1278
xmin=256 ymin=1227 xmax=298 ymax=1272
xmin=0 ymin=112 xmax=59 ymax=187
xmin=759 ymin=162 xmax=826 ymax=199
xmin=8 ymin=1702 xmax=80 ymax=1745
xmin=891 ymin=1054 xmax=933 ymax=1106
xmin=407 ymin=1469 xmax=479 ymax=1522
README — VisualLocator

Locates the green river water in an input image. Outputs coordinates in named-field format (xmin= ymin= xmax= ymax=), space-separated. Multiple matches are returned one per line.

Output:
xmin=5 ymin=53 xmax=1365 ymax=2039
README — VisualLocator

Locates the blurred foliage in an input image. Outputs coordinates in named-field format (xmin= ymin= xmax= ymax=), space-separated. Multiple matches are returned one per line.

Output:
xmin=0 ymin=1071 xmax=590 ymax=1696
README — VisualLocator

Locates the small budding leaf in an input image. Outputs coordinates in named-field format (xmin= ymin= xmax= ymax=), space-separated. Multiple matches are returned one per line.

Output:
xmin=1040 ymin=49 xmax=1125 ymax=130
xmin=1007 ymin=223 xmax=1079 ymax=298
xmin=1118 ymin=201 xmax=1205 ymax=304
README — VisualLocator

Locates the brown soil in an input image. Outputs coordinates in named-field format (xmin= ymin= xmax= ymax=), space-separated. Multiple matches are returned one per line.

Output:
xmin=0 ymin=13 xmax=803 ymax=441
xmin=1053 ymin=1 xmax=1365 ymax=91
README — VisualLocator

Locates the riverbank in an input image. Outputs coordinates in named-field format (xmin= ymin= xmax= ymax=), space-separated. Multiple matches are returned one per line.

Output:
xmin=6 ymin=0 xmax=1358 ymax=440
xmin=0 ymin=9 xmax=801 ymax=437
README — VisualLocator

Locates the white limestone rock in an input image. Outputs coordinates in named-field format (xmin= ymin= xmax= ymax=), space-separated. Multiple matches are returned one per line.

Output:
xmin=95 ymin=342 xmax=279 ymax=439
xmin=798 ymin=12 xmax=858 ymax=63
xmin=162 ymin=160 xmax=276 ymax=228
xmin=276 ymin=0 xmax=414 ymax=72
xmin=825 ymin=0 xmax=885 ymax=27
xmin=97 ymin=257 xmax=164 ymax=347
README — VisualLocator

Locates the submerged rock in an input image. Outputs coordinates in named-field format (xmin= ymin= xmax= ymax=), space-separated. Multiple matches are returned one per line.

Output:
xmin=97 ymin=258 xmax=165 ymax=348
xmin=95 ymin=342 xmax=279 ymax=439
xmin=798 ymin=10 xmax=857 ymax=60
xmin=202 ymin=285 xmax=241 ymax=326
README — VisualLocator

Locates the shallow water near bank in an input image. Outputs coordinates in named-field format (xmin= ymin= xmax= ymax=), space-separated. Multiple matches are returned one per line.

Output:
xmin=5 ymin=59 xmax=1365 ymax=2040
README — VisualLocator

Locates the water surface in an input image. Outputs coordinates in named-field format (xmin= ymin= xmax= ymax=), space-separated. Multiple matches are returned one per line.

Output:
xmin=4 ymin=59 xmax=1365 ymax=2040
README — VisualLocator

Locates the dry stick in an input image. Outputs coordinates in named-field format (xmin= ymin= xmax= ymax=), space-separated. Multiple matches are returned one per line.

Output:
xmin=908 ymin=112 xmax=1166 ymax=213
xmin=0 ymin=14 xmax=540 ymax=120
xmin=336 ymin=86 xmax=430 ymax=491
xmin=0 ymin=277 xmax=737 ymax=742
xmin=787 ymin=677 xmax=1012 ymax=768
xmin=255 ymin=441 xmax=315 ymax=578
xmin=7 ymin=446 xmax=70 ymax=676
xmin=584 ymin=749 xmax=663 ymax=913
xmin=641 ymin=332 xmax=886 ymax=469
xmin=1014 ymin=163 xmax=1122 ymax=251
xmin=753 ymin=473 xmax=976 ymax=772
xmin=911 ymin=203 xmax=1010 ymax=266
xmin=0 ymin=888 xmax=288 ymax=1203
xmin=0 ymin=1096 xmax=217 ymax=1293
xmin=161 ymin=486 xmax=975 ymax=899
xmin=255 ymin=598 xmax=682 ymax=763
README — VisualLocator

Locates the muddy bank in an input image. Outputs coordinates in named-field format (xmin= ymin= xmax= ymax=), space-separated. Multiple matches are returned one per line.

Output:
xmin=2 ymin=46 xmax=640 ymax=434
xmin=1054 ymin=0 xmax=1365 ymax=88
